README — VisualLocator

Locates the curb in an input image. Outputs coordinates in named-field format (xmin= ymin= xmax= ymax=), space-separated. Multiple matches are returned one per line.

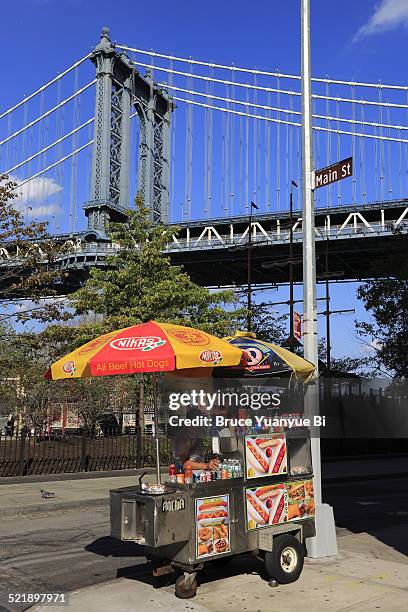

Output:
xmin=0 ymin=467 xmax=155 ymax=486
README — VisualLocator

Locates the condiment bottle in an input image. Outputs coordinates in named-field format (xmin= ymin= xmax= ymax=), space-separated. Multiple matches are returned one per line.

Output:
xmin=176 ymin=462 xmax=185 ymax=484
xmin=185 ymin=467 xmax=193 ymax=484
xmin=168 ymin=463 xmax=177 ymax=483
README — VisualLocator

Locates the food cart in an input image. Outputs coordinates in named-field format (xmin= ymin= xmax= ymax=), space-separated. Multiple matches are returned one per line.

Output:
xmin=110 ymin=331 xmax=316 ymax=599
xmin=45 ymin=324 xmax=316 ymax=599
xmin=110 ymin=428 xmax=315 ymax=598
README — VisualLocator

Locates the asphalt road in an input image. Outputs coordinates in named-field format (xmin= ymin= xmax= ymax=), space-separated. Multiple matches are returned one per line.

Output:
xmin=0 ymin=476 xmax=407 ymax=612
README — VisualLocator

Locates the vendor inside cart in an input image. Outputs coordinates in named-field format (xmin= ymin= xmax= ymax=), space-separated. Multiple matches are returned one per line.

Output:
xmin=173 ymin=404 xmax=220 ymax=471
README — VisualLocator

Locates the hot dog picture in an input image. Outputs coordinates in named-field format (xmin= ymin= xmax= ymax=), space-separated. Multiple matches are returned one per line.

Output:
xmin=246 ymin=439 xmax=269 ymax=474
xmin=268 ymin=490 xmax=287 ymax=525
xmin=255 ymin=438 xmax=281 ymax=450
xmin=247 ymin=480 xmax=316 ymax=530
xmin=197 ymin=508 xmax=229 ymax=522
xmin=246 ymin=434 xmax=287 ymax=478
xmin=247 ymin=485 xmax=288 ymax=529
xmin=198 ymin=499 xmax=228 ymax=512
xmin=195 ymin=495 xmax=231 ymax=557
xmin=246 ymin=490 xmax=269 ymax=526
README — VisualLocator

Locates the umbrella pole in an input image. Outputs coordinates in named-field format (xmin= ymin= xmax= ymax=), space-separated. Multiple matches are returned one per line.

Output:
xmin=152 ymin=372 xmax=161 ymax=484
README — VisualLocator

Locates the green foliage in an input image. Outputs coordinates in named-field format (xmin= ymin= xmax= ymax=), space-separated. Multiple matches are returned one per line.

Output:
xmin=317 ymin=338 xmax=374 ymax=377
xmin=60 ymin=199 xmax=245 ymax=352
xmin=357 ymin=274 xmax=408 ymax=378
xmin=0 ymin=322 xmax=50 ymax=421
xmin=245 ymin=302 xmax=287 ymax=344
xmin=0 ymin=174 xmax=70 ymax=324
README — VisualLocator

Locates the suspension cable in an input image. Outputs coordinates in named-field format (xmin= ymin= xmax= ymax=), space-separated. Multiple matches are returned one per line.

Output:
xmin=12 ymin=141 xmax=92 ymax=190
xmin=133 ymin=60 xmax=408 ymax=110
xmin=117 ymin=44 xmax=408 ymax=91
xmin=0 ymin=81 xmax=95 ymax=147
xmin=170 ymin=96 xmax=408 ymax=143
xmin=0 ymin=54 xmax=91 ymax=120
xmin=4 ymin=118 xmax=94 ymax=175
xmin=161 ymin=82 xmax=408 ymax=132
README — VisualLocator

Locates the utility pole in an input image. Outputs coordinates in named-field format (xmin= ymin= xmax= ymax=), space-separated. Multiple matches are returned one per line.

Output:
xmin=325 ymin=239 xmax=331 ymax=373
xmin=301 ymin=0 xmax=337 ymax=558
xmin=289 ymin=180 xmax=298 ymax=349
xmin=247 ymin=201 xmax=258 ymax=331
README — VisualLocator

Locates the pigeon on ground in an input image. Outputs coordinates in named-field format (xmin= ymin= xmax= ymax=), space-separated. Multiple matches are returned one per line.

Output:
xmin=40 ymin=489 xmax=55 ymax=499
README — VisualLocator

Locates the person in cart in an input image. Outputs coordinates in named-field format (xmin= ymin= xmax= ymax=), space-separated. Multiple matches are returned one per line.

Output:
xmin=172 ymin=403 xmax=220 ymax=472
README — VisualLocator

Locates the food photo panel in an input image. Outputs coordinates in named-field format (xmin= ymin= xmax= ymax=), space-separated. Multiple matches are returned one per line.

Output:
xmin=195 ymin=495 xmax=231 ymax=558
xmin=246 ymin=483 xmax=288 ymax=530
xmin=245 ymin=433 xmax=287 ymax=479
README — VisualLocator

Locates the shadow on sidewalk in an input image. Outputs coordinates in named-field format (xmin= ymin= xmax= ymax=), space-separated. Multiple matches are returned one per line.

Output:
xmin=86 ymin=536 xmax=270 ymax=591
xmin=85 ymin=536 xmax=146 ymax=558
xmin=323 ymin=476 xmax=408 ymax=558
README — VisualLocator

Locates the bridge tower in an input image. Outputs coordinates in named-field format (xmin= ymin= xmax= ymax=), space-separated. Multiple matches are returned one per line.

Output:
xmin=84 ymin=27 xmax=173 ymax=238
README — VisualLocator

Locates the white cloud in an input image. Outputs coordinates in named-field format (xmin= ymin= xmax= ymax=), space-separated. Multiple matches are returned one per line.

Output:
xmin=11 ymin=175 xmax=63 ymax=203
xmin=355 ymin=0 xmax=408 ymax=40
xmin=10 ymin=175 xmax=63 ymax=218
xmin=362 ymin=338 xmax=382 ymax=353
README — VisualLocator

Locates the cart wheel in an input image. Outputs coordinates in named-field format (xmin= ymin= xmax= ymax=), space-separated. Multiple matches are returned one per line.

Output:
xmin=264 ymin=534 xmax=304 ymax=585
xmin=175 ymin=575 xmax=198 ymax=599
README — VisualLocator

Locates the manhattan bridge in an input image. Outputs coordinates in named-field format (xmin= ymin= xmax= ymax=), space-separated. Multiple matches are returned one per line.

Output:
xmin=1 ymin=27 xmax=408 ymax=292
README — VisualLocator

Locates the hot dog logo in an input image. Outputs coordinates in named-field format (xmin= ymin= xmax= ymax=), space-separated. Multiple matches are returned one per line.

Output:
xmin=78 ymin=333 xmax=116 ymax=355
xmin=109 ymin=336 xmax=166 ymax=351
xmin=167 ymin=328 xmax=210 ymax=346
xmin=62 ymin=361 xmax=76 ymax=375
xmin=199 ymin=350 xmax=222 ymax=365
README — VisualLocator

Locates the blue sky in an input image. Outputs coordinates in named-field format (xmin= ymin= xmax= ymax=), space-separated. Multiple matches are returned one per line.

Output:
xmin=1 ymin=0 xmax=408 ymax=99
xmin=2 ymin=0 xmax=408 ymax=362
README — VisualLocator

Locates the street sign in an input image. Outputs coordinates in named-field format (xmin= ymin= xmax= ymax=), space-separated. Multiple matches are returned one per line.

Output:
xmin=294 ymin=311 xmax=302 ymax=340
xmin=314 ymin=157 xmax=352 ymax=189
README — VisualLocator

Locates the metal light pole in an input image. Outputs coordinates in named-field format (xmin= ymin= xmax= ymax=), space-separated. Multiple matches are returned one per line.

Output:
xmin=301 ymin=0 xmax=337 ymax=558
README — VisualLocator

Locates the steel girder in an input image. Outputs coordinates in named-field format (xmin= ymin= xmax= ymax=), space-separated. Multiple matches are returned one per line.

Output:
xmin=85 ymin=27 xmax=173 ymax=235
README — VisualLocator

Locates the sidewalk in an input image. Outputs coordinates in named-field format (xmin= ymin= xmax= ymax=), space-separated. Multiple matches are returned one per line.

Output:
xmin=1 ymin=456 xmax=407 ymax=517
xmin=29 ymin=538 xmax=408 ymax=612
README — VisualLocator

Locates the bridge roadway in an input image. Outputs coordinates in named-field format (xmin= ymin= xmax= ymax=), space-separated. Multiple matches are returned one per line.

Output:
xmin=56 ymin=199 xmax=408 ymax=289
xmin=1 ymin=199 xmax=408 ymax=293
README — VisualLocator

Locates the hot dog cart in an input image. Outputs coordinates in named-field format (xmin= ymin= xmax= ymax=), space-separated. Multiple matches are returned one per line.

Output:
xmin=44 ymin=322 xmax=316 ymax=599
xmin=110 ymin=427 xmax=315 ymax=599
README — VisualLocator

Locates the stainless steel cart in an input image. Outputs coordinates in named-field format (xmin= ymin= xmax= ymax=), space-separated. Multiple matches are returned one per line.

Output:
xmin=110 ymin=430 xmax=315 ymax=599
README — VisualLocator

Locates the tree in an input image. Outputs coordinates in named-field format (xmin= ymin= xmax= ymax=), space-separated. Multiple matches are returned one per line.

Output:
xmin=43 ymin=199 xmax=246 ymax=357
xmin=357 ymin=275 xmax=408 ymax=378
xmin=317 ymin=338 xmax=375 ymax=377
xmin=243 ymin=302 xmax=287 ymax=345
xmin=0 ymin=323 xmax=52 ymax=425
xmin=0 ymin=174 xmax=69 ymax=324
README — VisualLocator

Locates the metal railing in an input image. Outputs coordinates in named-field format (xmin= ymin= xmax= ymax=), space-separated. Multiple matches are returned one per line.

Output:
xmin=0 ymin=427 xmax=172 ymax=478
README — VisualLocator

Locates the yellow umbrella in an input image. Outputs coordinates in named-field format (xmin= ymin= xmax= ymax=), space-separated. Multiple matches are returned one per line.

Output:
xmin=44 ymin=321 xmax=244 ymax=484
xmin=45 ymin=320 xmax=243 ymax=380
